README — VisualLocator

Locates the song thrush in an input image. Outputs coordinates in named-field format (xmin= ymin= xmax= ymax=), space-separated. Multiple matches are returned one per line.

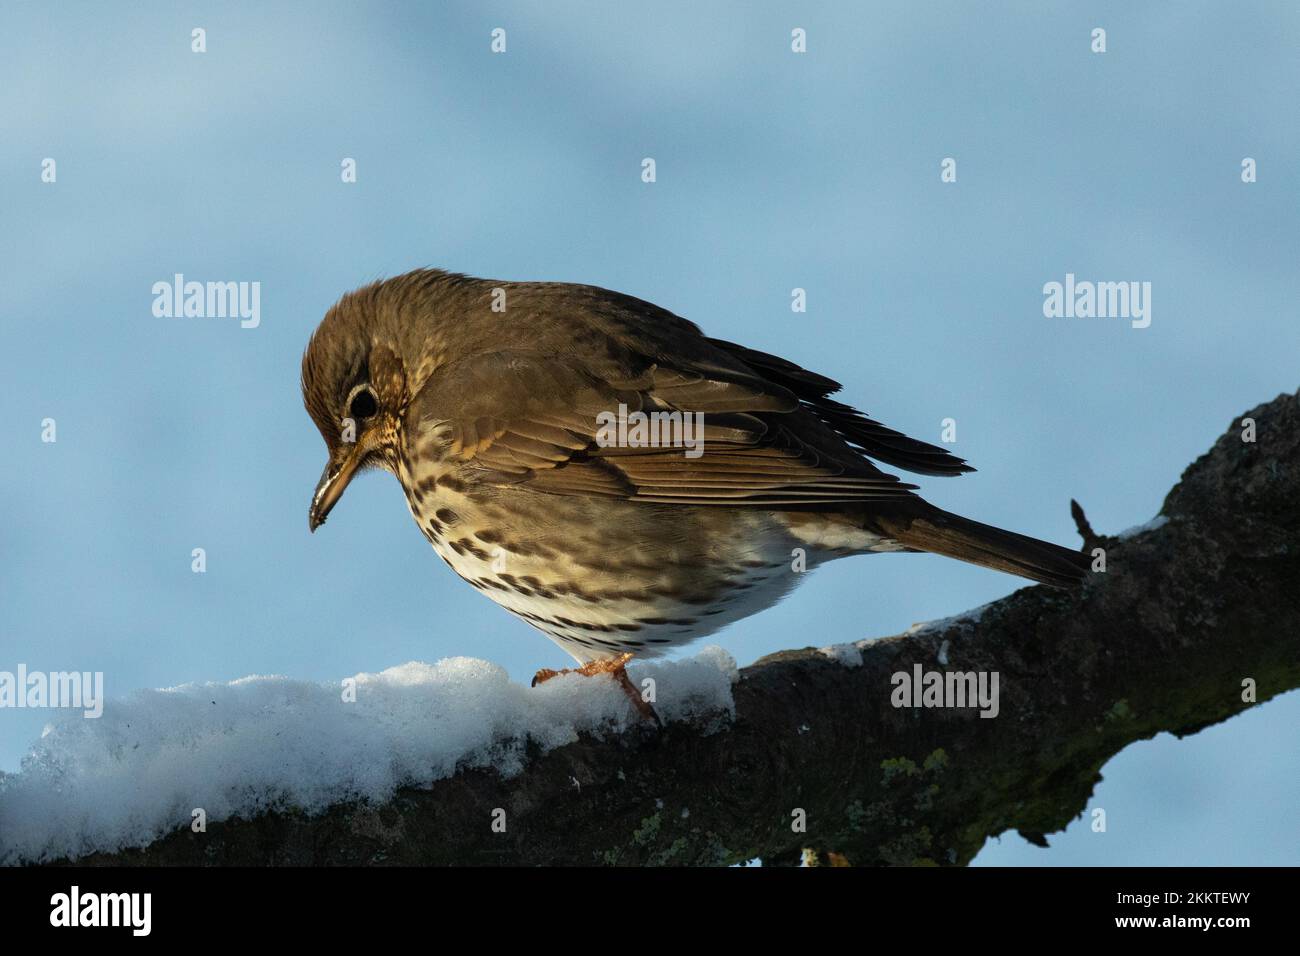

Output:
xmin=303 ymin=270 xmax=1088 ymax=691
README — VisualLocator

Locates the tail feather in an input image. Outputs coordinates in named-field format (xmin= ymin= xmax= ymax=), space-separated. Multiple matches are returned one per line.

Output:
xmin=872 ymin=504 xmax=1090 ymax=589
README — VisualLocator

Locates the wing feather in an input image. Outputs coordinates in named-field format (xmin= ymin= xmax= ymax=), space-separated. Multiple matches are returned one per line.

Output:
xmin=408 ymin=348 xmax=926 ymax=506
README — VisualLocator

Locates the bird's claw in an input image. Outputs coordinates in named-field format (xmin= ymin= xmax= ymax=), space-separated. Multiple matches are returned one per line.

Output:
xmin=532 ymin=652 xmax=662 ymax=727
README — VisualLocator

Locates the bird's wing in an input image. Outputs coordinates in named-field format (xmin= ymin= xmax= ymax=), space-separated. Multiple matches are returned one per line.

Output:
xmin=473 ymin=281 xmax=973 ymax=478
xmin=701 ymin=338 xmax=974 ymax=477
xmin=407 ymin=349 xmax=923 ymax=506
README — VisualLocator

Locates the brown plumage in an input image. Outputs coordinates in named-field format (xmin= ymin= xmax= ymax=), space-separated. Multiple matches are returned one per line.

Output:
xmin=302 ymin=269 xmax=1089 ymax=663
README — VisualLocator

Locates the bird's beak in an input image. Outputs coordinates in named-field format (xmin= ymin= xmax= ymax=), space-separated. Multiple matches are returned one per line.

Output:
xmin=309 ymin=444 xmax=366 ymax=533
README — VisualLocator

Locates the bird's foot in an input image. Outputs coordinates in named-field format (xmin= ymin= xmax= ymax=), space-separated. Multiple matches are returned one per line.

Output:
xmin=532 ymin=652 xmax=662 ymax=727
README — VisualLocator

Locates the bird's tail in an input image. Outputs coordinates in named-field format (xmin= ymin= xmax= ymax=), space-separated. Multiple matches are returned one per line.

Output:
xmin=870 ymin=503 xmax=1090 ymax=589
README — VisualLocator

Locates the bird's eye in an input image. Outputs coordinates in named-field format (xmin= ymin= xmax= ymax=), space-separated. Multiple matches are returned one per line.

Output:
xmin=348 ymin=386 xmax=378 ymax=420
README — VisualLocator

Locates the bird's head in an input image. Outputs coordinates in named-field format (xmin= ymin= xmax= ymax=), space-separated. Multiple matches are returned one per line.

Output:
xmin=302 ymin=283 xmax=413 ymax=532
xmin=301 ymin=270 xmax=482 ymax=530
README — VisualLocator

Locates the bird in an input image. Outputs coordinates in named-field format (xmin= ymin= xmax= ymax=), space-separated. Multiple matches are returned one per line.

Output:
xmin=302 ymin=269 xmax=1088 ymax=715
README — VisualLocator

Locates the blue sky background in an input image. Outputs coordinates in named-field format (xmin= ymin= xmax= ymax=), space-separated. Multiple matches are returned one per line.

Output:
xmin=2 ymin=1 xmax=1297 ymax=864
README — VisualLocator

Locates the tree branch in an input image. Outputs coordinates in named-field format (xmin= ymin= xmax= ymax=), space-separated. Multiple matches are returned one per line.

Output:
xmin=67 ymin=390 xmax=1300 ymax=866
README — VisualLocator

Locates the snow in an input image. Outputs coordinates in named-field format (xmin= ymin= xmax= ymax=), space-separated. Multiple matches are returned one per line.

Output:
xmin=817 ymin=641 xmax=865 ymax=667
xmin=904 ymin=600 xmax=993 ymax=637
xmin=0 ymin=648 xmax=737 ymax=865
xmin=818 ymin=605 xmax=987 ymax=668
xmin=1118 ymin=514 xmax=1170 ymax=539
